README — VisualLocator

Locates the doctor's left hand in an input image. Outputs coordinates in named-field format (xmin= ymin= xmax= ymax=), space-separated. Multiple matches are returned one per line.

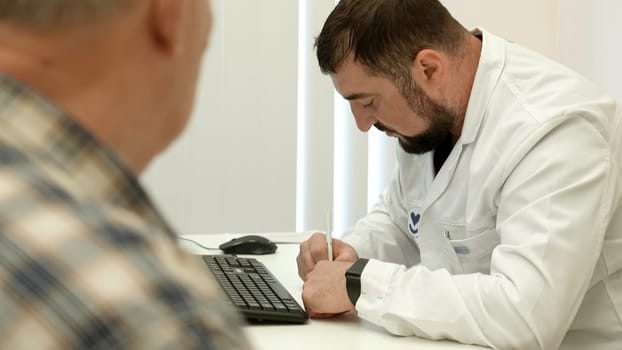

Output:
xmin=302 ymin=260 xmax=355 ymax=318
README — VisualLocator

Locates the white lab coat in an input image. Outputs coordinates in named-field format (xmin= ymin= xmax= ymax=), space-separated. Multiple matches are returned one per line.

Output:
xmin=342 ymin=29 xmax=622 ymax=350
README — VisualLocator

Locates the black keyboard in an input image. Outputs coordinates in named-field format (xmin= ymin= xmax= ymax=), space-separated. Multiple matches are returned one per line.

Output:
xmin=202 ymin=255 xmax=308 ymax=324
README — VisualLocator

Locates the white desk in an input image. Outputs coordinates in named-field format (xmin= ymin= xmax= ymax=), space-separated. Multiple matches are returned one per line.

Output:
xmin=179 ymin=233 xmax=488 ymax=350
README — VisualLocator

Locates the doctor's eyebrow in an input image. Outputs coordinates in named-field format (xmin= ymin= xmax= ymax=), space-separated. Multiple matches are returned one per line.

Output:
xmin=343 ymin=93 xmax=374 ymax=101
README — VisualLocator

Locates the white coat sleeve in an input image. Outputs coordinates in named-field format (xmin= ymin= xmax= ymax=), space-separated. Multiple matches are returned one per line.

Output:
xmin=354 ymin=118 xmax=620 ymax=349
xmin=341 ymin=165 xmax=421 ymax=267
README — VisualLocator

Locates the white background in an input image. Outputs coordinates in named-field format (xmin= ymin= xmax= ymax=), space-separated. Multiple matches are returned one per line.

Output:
xmin=141 ymin=0 xmax=622 ymax=237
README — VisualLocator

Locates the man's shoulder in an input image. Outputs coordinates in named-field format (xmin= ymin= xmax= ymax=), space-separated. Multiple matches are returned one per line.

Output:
xmin=0 ymin=150 xmax=249 ymax=349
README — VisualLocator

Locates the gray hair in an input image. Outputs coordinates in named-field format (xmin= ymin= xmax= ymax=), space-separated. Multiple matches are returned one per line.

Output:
xmin=0 ymin=0 xmax=136 ymax=27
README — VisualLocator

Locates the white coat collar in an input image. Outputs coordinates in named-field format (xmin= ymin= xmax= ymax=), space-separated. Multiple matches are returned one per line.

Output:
xmin=460 ymin=28 xmax=506 ymax=146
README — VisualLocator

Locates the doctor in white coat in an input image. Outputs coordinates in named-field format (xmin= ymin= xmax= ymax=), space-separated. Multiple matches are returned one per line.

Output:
xmin=296 ymin=0 xmax=622 ymax=349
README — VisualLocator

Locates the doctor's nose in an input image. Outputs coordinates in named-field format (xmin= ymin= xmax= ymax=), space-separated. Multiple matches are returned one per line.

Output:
xmin=350 ymin=105 xmax=377 ymax=132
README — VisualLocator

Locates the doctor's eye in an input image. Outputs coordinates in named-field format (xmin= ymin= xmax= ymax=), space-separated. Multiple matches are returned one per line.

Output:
xmin=363 ymin=99 xmax=375 ymax=109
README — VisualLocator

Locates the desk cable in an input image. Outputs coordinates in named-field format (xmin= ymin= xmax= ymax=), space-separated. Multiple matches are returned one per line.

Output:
xmin=177 ymin=236 xmax=221 ymax=251
xmin=177 ymin=236 xmax=301 ymax=252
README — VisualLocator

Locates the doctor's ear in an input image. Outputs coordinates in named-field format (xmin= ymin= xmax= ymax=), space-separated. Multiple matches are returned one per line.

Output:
xmin=410 ymin=49 xmax=446 ymax=90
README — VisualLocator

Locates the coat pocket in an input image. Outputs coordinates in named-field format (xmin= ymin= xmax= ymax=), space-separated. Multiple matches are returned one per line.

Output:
xmin=448 ymin=224 xmax=500 ymax=274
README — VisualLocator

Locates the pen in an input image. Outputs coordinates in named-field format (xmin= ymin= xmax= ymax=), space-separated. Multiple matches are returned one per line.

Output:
xmin=326 ymin=212 xmax=333 ymax=261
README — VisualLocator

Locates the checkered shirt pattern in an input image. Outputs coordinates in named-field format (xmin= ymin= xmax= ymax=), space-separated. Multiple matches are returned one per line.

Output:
xmin=0 ymin=73 xmax=250 ymax=349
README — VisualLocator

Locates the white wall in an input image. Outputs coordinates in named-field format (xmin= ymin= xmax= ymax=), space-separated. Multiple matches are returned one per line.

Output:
xmin=557 ymin=0 xmax=622 ymax=102
xmin=141 ymin=0 xmax=570 ymax=237
xmin=142 ymin=0 xmax=299 ymax=235
xmin=442 ymin=0 xmax=559 ymax=59
xmin=297 ymin=0 xmax=341 ymax=233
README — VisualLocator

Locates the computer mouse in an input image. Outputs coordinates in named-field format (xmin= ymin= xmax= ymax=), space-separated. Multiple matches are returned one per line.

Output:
xmin=218 ymin=235 xmax=277 ymax=255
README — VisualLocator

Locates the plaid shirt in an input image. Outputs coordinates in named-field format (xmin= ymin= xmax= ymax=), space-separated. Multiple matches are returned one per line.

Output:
xmin=0 ymin=73 xmax=250 ymax=349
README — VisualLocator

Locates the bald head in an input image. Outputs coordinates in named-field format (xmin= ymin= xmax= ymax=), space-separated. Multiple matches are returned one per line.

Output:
xmin=0 ymin=0 xmax=214 ymax=173
xmin=0 ymin=0 xmax=137 ymax=27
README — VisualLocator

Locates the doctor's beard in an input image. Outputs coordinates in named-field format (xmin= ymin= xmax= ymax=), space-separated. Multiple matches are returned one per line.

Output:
xmin=375 ymin=84 xmax=457 ymax=155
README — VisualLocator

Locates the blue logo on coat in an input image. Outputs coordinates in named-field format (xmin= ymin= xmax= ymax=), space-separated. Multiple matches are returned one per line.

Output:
xmin=408 ymin=211 xmax=421 ymax=236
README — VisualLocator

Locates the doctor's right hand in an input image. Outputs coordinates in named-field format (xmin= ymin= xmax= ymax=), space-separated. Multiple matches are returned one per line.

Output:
xmin=296 ymin=232 xmax=359 ymax=281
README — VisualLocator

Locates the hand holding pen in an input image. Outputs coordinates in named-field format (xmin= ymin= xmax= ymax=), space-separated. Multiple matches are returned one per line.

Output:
xmin=295 ymin=231 xmax=359 ymax=281
xmin=298 ymin=219 xmax=361 ymax=316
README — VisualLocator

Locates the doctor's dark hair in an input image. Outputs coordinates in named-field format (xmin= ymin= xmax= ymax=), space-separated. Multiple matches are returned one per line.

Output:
xmin=315 ymin=0 xmax=467 ymax=92
xmin=0 ymin=0 xmax=136 ymax=27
